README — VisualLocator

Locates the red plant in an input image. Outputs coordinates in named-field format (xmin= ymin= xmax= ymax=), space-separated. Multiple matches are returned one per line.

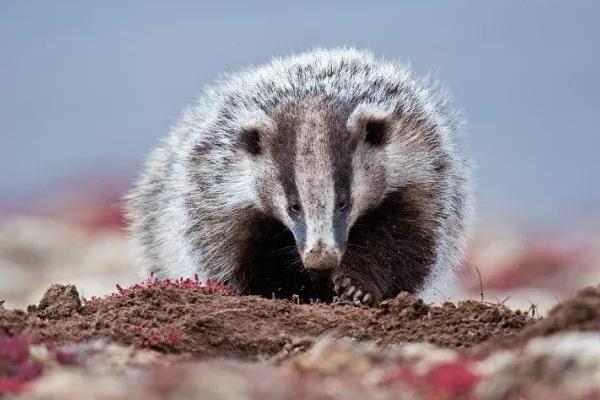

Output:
xmin=381 ymin=358 xmax=480 ymax=398
xmin=425 ymin=360 xmax=480 ymax=394
xmin=54 ymin=348 xmax=79 ymax=366
xmin=83 ymin=273 xmax=234 ymax=305
xmin=0 ymin=335 xmax=43 ymax=395
xmin=125 ymin=273 xmax=233 ymax=295
xmin=204 ymin=279 xmax=234 ymax=295
xmin=133 ymin=325 xmax=183 ymax=349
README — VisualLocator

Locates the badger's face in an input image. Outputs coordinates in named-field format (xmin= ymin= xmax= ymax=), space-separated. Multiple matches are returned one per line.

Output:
xmin=244 ymin=96 xmax=390 ymax=271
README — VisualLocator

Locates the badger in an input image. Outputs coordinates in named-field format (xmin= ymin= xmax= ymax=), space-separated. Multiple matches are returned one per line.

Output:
xmin=126 ymin=48 xmax=473 ymax=305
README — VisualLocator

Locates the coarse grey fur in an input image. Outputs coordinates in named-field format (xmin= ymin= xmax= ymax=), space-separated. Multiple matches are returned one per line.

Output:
xmin=125 ymin=48 xmax=474 ymax=304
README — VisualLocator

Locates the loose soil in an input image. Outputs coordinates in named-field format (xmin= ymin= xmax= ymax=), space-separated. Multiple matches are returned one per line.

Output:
xmin=478 ymin=284 xmax=600 ymax=353
xmin=0 ymin=279 xmax=533 ymax=360
xmin=4 ymin=281 xmax=600 ymax=399
xmin=3 ymin=280 xmax=600 ymax=361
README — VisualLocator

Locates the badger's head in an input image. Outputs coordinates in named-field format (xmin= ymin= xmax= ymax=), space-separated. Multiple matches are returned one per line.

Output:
xmin=239 ymin=95 xmax=408 ymax=271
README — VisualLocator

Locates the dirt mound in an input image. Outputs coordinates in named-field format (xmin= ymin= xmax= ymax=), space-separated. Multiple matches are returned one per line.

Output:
xmin=476 ymin=284 xmax=600 ymax=355
xmin=0 ymin=279 xmax=530 ymax=360
xmin=518 ymin=284 xmax=600 ymax=340
xmin=35 ymin=284 xmax=82 ymax=319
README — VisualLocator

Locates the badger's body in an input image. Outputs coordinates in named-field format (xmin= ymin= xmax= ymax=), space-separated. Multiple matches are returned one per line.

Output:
xmin=126 ymin=48 xmax=473 ymax=304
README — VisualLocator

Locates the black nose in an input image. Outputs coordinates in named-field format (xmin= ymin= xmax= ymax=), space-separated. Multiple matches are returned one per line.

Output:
xmin=302 ymin=240 xmax=340 ymax=271
xmin=308 ymin=239 xmax=325 ymax=255
xmin=302 ymin=251 xmax=338 ymax=270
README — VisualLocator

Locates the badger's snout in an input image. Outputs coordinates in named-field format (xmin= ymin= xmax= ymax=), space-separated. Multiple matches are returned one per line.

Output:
xmin=301 ymin=239 xmax=342 ymax=271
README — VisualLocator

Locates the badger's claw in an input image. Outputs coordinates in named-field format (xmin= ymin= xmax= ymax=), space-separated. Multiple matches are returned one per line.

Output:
xmin=350 ymin=289 xmax=373 ymax=305
xmin=333 ymin=276 xmax=351 ymax=294
xmin=333 ymin=274 xmax=374 ymax=305
xmin=345 ymin=285 xmax=356 ymax=298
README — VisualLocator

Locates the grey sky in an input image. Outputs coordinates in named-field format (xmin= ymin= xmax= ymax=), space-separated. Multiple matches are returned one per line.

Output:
xmin=1 ymin=1 xmax=599 ymax=225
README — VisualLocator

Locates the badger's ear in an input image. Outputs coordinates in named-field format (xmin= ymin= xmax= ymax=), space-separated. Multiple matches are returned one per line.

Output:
xmin=240 ymin=126 xmax=262 ymax=155
xmin=238 ymin=112 xmax=276 ymax=156
xmin=347 ymin=104 xmax=394 ymax=149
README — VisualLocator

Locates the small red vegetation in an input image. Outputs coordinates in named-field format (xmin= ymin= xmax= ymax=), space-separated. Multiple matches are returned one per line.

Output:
xmin=382 ymin=358 xmax=480 ymax=398
xmin=136 ymin=326 xmax=183 ymax=349
xmin=54 ymin=348 xmax=79 ymax=366
xmin=115 ymin=273 xmax=205 ymax=296
xmin=134 ymin=274 xmax=234 ymax=295
xmin=83 ymin=273 xmax=233 ymax=305
xmin=35 ymin=181 xmax=128 ymax=233
xmin=426 ymin=360 xmax=480 ymax=394
xmin=464 ymin=238 xmax=594 ymax=294
xmin=0 ymin=335 xmax=43 ymax=395
xmin=484 ymin=244 xmax=578 ymax=291
xmin=203 ymin=279 xmax=234 ymax=295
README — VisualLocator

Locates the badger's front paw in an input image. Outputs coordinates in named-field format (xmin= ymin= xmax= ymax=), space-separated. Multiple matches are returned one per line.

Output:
xmin=332 ymin=272 xmax=377 ymax=306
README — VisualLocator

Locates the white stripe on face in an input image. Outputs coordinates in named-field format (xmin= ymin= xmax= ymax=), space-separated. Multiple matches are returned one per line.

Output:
xmin=294 ymin=113 xmax=338 ymax=257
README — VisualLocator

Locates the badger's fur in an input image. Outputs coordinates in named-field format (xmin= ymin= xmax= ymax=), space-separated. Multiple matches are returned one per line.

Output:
xmin=126 ymin=48 xmax=473 ymax=304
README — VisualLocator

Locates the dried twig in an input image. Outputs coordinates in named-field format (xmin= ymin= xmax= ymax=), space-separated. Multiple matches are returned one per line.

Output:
xmin=527 ymin=302 xmax=538 ymax=318
xmin=474 ymin=265 xmax=484 ymax=302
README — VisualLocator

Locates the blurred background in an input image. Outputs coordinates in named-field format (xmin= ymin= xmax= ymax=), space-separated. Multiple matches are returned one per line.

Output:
xmin=1 ymin=1 xmax=599 ymax=312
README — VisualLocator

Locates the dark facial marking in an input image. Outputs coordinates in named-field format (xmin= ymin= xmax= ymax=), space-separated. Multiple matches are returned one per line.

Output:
xmin=239 ymin=128 xmax=261 ymax=155
xmin=269 ymin=103 xmax=306 ymax=243
xmin=364 ymin=119 xmax=388 ymax=146
xmin=325 ymin=99 xmax=354 ymax=247
xmin=270 ymin=108 xmax=298 ymax=199
xmin=288 ymin=202 xmax=303 ymax=220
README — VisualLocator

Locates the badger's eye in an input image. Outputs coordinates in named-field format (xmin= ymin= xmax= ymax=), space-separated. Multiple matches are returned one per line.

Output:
xmin=336 ymin=199 xmax=348 ymax=212
xmin=289 ymin=203 xmax=302 ymax=216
